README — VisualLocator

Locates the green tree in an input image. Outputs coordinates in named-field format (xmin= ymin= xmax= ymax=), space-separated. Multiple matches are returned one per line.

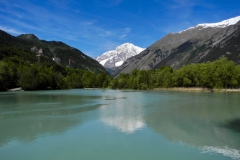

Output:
xmin=212 ymin=58 xmax=235 ymax=88
xmin=18 ymin=65 xmax=38 ymax=90
xmin=0 ymin=61 xmax=11 ymax=90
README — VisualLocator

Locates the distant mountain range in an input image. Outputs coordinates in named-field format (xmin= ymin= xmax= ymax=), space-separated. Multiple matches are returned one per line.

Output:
xmin=113 ymin=16 xmax=240 ymax=77
xmin=95 ymin=43 xmax=145 ymax=70
xmin=2 ymin=15 xmax=240 ymax=77
xmin=0 ymin=30 xmax=105 ymax=73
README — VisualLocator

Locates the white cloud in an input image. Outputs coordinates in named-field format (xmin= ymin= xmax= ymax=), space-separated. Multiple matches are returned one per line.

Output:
xmin=124 ymin=27 xmax=132 ymax=33
xmin=0 ymin=0 xmax=135 ymax=57
xmin=96 ymin=0 xmax=125 ymax=7
xmin=118 ymin=27 xmax=132 ymax=39
xmin=0 ymin=26 xmax=22 ymax=35
xmin=102 ymin=41 xmax=120 ymax=51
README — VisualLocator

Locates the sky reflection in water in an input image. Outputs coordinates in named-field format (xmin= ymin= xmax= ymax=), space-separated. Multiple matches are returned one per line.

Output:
xmin=0 ymin=89 xmax=240 ymax=160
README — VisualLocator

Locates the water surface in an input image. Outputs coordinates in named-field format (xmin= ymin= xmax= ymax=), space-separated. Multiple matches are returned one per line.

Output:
xmin=0 ymin=89 xmax=240 ymax=160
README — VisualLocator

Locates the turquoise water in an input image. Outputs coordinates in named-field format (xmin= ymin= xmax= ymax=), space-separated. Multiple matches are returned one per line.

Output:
xmin=0 ymin=89 xmax=240 ymax=160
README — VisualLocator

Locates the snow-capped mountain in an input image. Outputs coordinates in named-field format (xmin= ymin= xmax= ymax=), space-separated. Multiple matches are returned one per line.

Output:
xmin=95 ymin=43 xmax=145 ymax=68
xmin=180 ymin=16 xmax=240 ymax=33
xmin=113 ymin=15 xmax=240 ymax=77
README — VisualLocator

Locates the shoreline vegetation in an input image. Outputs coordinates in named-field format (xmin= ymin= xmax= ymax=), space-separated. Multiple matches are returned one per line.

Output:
xmin=8 ymin=87 xmax=240 ymax=93
xmin=153 ymin=87 xmax=240 ymax=92
xmin=84 ymin=87 xmax=240 ymax=92
xmin=83 ymin=87 xmax=240 ymax=93
xmin=2 ymin=57 xmax=240 ymax=92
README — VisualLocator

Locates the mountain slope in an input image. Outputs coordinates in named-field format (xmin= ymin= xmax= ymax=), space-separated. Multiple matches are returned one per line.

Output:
xmin=155 ymin=21 xmax=240 ymax=68
xmin=0 ymin=30 xmax=105 ymax=73
xmin=113 ymin=16 xmax=240 ymax=76
xmin=95 ymin=43 xmax=145 ymax=69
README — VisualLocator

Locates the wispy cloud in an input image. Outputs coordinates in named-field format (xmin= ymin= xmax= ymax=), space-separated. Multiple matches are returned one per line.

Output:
xmin=155 ymin=0 xmax=199 ymax=9
xmin=0 ymin=26 xmax=23 ymax=35
xmin=0 ymin=0 xmax=176 ymax=55
xmin=119 ymin=27 xmax=132 ymax=39
xmin=102 ymin=41 xmax=120 ymax=51
xmin=95 ymin=0 xmax=125 ymax=7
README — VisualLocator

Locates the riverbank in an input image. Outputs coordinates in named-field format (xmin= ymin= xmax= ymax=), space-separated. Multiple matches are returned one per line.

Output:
xmin=154 ymin=87 xmax=240 ymax=92
xmin=4 ymin=87 xmax=240 ymax=92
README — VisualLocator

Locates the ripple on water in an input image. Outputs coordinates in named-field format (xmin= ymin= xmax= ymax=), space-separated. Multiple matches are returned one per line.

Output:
xmin=201 ymin=146 xmax=240 ymax=159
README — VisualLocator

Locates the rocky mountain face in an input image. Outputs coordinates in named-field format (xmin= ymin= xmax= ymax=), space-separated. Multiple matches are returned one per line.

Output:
xmin=95 ymin=43 xmax=145 ymax=69
xmin=0 ymin=30 xmax=105 ymax=73
xmin=113 ymin=16 xmax=240 ymax=77
xmin=18 ymin=34 xmax=39 ymax=41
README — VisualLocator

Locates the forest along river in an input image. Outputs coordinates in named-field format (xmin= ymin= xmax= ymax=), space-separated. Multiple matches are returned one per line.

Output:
xmin=0 ymin=89 xmax=240 ymax=160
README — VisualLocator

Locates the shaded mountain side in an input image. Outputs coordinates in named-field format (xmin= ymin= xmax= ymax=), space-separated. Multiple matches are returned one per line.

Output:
xmin=154 ymin=41 xmax=196 ymax=69
xmin=113 ymin=17 xmax=240 ymax=77
xmin=0 ymin=30 xmax=105 ymax=73
xmin=155 ymin=22 xmax=240 ymax=68
xmin=0 ymin=30 xmax=43 ymax=63
xmin=112 ymin=27 xmax=223 ymax=77
xmin=199 ymin=26 xmax=240 ymax=63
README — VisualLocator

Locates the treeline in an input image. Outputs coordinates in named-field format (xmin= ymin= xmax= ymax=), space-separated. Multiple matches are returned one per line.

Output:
xmin=0 ymin=57 xmax=111 ymax=91
xmin=1 ymin=57 xmax=240 ymax=91
xmin=110 ymin=58 xmax=240 ymax=90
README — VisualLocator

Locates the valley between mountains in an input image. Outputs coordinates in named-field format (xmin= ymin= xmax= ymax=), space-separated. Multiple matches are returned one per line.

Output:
xmin=96 ymin=16 xmax=240 ymax=77
xmin=1 ymin=16 xmax=240 ymax=91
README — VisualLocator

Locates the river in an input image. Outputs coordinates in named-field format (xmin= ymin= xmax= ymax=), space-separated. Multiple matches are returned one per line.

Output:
xmin=0 ymin=89 xmax=240 ymax=160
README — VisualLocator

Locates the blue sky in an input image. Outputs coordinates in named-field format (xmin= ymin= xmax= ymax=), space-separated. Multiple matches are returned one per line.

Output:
xmin=1 ymin=0 xmax=240 ymax=58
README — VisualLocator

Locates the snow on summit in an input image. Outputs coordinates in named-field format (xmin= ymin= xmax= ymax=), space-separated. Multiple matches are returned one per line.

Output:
xmin=96 ymin=43 xmax=145 ymax=68
xmin=179 ymin=16 xmax=240 ymax=33
xmin=197 ymin=16 xmax=240 ymax=28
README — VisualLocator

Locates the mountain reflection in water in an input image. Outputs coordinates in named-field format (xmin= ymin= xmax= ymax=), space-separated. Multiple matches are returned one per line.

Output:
xmin=145 ymin=92 xmax=240 ymax=159
xmin=1 ymin=90 xmax=240 ymax=160
xmin=100 ymin=91 xmax=146 ymax=134
xmin=0 ymin=91 xmax=103 ymax=146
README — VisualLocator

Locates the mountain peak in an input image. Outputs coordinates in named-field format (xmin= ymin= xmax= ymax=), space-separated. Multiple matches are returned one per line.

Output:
xmin=17 ymin=34 xmax=39 ymax=41
xmin=115 ymin=43 xmax=141 ymax=52
xmin=113 ymin=15 xmax=240 ymax=77
xmin=96 ymin=43 xmax=145 ymax=68
xmin=179 ymin=16 xmax=240 ymax=33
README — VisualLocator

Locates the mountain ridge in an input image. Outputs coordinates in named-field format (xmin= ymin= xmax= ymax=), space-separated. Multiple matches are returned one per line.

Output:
xmin=0 ymin=30 xmax=105 ymax=73
xmin=113 ymin=16 xmax=240 ymax=77
xmin=179 ymin=16 xmax=240 ymax=33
